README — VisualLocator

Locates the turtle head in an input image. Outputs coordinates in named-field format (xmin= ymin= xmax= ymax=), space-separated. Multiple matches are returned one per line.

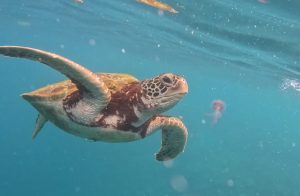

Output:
xmin=140 ymin=73 xmax=188 ymax=113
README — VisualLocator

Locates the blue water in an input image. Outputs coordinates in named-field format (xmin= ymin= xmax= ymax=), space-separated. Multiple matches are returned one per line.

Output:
xmin=1 ymin=0 xmax=300 ymax=195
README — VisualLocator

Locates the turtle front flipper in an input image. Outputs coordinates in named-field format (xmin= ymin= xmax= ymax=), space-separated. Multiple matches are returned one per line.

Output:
xmin=0 ymin=46 xmax=111 ymax=125
xmin=142 ymin=116 xmax=188 ymax=161
xmin=0 ymin=46 xmax=110 ymax=103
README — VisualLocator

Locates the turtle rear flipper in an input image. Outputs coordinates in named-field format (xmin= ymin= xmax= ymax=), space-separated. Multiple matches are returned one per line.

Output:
xmin=0 ymin=46 xmax=111 ymax=125
xmin=143 ymin=116 xmax=188 ymax=161
xmin=32 ymin=114 xmax=47 ymax=139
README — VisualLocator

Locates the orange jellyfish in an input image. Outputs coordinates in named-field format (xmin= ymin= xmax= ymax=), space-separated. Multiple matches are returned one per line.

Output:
xmin=209 ymin=99 xmax=225 ymax=125
xmin=137 ymin=0 xmax=178 ymax=13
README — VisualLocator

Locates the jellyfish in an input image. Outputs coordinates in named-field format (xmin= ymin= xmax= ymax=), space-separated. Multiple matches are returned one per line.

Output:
xmin=208 ymin=99 xmax=225 ymax=125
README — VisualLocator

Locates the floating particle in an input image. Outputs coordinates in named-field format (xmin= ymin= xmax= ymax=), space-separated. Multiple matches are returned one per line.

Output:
xmin=258 ymin=141 xmax=264 ymax=149
xmin=258 ymin=0 xmax=268 ymax=4
xmin=17 ymin=21 xmax=31 ymax=27
xmin=201 ymin=119 xmax=206 ymax=124
xmin=158 ymin=9 xmax=164 ymax=16
xmin=222 ymin=167 xmax=230 ymax=173
xmin=74 ymin=0 xmax=84 ymax=4
xmin=170 ymin=175 xmax=188 ymax=192
xmin=226 ymin=179 xmax=234 ymax=187
xmin=74 ymin=186 xmax=81 ymax=192
xmin=121 ymin=48 xmax=126 ymax=53
xmin=157 ymin=44 xmax=161 ymax=48
xmin=157 ymin=55 xmax=163 ymax=62
xmin=292 ymin=142 xmax=296 ymax=147
xmin=69 ymin=167 xmax=74 ymax=172
xmin=88 ymin=39 xmax=96 ymax=46
xmin=60 ymin=44 xmax=65 ymax=49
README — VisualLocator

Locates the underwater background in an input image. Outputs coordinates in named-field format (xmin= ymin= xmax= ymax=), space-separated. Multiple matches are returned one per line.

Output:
xmin=1 ymin=0 xmax=300 ymax=195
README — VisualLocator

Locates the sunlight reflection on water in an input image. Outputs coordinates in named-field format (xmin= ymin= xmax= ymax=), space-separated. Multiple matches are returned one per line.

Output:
xmin=280 ymin=78 xmax=300 ymax=92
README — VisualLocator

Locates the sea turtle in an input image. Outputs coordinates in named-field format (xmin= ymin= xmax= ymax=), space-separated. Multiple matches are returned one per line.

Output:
xmin=0 ymin=46 xmax=188 ymax=161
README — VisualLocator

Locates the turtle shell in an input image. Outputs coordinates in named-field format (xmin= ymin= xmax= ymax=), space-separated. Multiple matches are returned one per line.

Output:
xmin=22 ymin=73 xmax=139 ymax=101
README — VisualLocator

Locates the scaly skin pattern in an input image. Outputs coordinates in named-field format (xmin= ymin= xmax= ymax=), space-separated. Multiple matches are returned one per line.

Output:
xmin=140 ymin=115 xmax=187 ymax=161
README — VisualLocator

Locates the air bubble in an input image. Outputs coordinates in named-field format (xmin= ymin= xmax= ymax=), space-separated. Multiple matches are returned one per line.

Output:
xmin=170 ymin=175 xmax=188 ymax=192
xmin=74 ymin=186 xmax=81 ymax=192
xmin=226 ymin=179 xmax=234 ymax=187
xmin=163 ymin=160 xmax=174 ymax=168
xmin=17 ymin=21 xmax=31 ymax=27
xmin=89 ymin=39 xmax=96 ymax=46
xmin=158 ymin=10 xmax=164 ymax=16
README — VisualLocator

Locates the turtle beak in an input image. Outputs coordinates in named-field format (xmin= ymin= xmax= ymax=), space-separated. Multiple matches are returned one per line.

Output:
xmin=176 ymin=78 xmax=188 ymax=95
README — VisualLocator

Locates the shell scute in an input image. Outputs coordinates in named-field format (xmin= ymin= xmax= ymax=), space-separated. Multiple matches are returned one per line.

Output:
xmin=22 ymin=73 xmax=139 ymax=101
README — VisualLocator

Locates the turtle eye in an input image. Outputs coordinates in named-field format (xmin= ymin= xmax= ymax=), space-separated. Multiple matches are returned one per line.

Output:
xmin=161 ymin=75 xmax=173 ymax=85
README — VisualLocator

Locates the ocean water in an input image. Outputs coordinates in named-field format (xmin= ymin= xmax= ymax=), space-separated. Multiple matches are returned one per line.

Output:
xmin=0 ymin=0 xmax=300 ymax=195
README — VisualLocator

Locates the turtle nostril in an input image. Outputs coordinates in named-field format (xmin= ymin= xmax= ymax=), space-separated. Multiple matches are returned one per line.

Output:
xmin=179 ymin=79 xmax=188 ymax=94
